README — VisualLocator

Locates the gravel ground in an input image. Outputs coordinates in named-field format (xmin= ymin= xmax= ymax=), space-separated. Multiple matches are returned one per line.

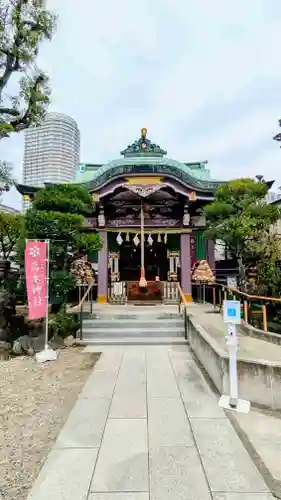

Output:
xmin=0 ymin=347 xmax=99 ymax=500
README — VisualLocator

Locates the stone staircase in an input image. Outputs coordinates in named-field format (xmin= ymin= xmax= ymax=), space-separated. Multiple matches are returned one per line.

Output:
xmin=79 ymin=305 xmax=187 ymax=345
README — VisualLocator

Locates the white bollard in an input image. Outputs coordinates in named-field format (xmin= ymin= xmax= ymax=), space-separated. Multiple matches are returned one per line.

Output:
xmin=219 ymin=301 xmax=251 ymax=414
xmin=227 ymin=324 xmax=238 ymax=407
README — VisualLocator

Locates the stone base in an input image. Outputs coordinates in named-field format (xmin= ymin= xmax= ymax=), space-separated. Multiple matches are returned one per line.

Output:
xmin=97 ymin=294 xmax=107 ymax=304
xmin=188 ymin=319 xmax=281 ymax=410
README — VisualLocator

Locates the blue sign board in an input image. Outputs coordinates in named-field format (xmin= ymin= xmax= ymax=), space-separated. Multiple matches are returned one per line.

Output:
xmin=223 ymin=300 xmax=241 ymax=324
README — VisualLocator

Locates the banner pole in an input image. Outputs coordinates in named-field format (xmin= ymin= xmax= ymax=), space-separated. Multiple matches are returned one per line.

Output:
xmin=35 ymin=238 xmax=57 ymax=363
xmin=44 ymin=239 xmax=50 ymax=350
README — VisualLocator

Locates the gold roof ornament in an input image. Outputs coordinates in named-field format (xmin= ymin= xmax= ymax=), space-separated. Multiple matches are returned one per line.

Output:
xmin=188 ymin=191 xmax=197 ymax=202
xmin=92 ymin=193 xmax=100 ymax=202
xmin=121 ymin=128 xmax=167 ymax=157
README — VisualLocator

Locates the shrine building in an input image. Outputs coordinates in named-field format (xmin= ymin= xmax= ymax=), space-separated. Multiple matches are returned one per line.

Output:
xmin=17 ymin=128 xmax=229 ymax=304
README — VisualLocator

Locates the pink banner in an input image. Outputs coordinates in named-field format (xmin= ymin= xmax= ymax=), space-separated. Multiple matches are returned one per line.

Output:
xmin=25 ymin=241 xmax=47 ymax=320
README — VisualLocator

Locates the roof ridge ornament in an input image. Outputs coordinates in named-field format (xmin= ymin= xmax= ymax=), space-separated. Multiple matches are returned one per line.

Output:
xmin=121 ymin=128 xmax=167 ymax=158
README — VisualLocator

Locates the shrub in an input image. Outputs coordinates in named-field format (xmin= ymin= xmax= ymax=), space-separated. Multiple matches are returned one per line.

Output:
xmin=51 ymin=312 xmax=79 ymax=339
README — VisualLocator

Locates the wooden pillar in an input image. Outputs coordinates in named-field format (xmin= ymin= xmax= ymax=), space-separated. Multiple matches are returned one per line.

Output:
xmin=97 ymin=231 xmax=108 ymax=303
xmin=180 ymin=232 xmax=192 ymax=302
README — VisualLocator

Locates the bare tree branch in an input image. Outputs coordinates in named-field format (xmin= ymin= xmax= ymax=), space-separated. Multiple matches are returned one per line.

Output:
xmin=0 ymin=0 xmax=56 ymax=138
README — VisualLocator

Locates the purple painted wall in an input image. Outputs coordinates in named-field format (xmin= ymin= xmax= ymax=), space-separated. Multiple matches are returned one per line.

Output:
xmin=180 ymin=233 xmax=191 ymax=297
xmin=97 ymin=231 xmax=108 ymax=298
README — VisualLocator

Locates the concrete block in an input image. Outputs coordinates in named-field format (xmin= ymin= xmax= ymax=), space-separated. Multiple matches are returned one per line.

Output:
xmin=149 ymin=445 xmax=212 ymax=500
xmin=147 ymin=369 xmax=179 ymax=398
xmin=174 ymin=360 xmax=226 ymax=419
xmin=27 ymin=448 xmax=98 ymax=500
xmin=55 ymin=397 xmax=110 ymax=449
xmin=80 ymin=369 xmax=119 ymax=399
xmin=91 ymin=419 xmax=148 ymax=492
xmin=148 ymin=397 xmax=193 ymax=447
xmin=191 ymin=418 xmax=269 ymax=493
xmin=95 ymin=352 xmax=123 ymax=371
xmin=110 ymin=391 xmax=147 ymax=418
xmin=146 ymin=350 xmax=172 ymax=370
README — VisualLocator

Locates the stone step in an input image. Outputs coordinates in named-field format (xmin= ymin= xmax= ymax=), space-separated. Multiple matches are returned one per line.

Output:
xmin=77 ymin=336 xmax=188 ymax=346
xmin=83 ymin=319 xmax=184 ymax=329
xmin=90 ymin=306 xmax=181 ymax=311
xmin=82 ymin=327 xmax=185 ymax=338
xmin=87 ymin=313 xmax=183 ymax=321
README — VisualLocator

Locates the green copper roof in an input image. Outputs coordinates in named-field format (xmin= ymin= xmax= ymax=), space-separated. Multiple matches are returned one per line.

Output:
xmin=74 ymin=130 xmax=217 ymax=186
xmin=76 ymin=164 xmax=102 ymax=183
xmin=74 ymin=156 xmax=214 ymax=185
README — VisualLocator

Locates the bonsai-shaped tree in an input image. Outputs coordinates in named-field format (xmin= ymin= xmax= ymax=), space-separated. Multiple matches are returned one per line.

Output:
xmin=0 ymin=0 xmax=56 ymax=200
xmin=0 ymin=0 xmax=56 ymax=138
xmin=17 ymin=184 xmax=103 ymax=311
xmin=204 ymin=178 xmax=280 ymax=290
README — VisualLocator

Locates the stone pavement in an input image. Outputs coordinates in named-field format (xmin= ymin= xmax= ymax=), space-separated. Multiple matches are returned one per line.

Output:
xmin=27 ymin=344 xmax=274 ymax=500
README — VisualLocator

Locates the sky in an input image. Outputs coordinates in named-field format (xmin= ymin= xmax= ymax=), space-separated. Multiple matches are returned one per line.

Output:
xmin=2 ymin=0 xmax=281 ymax=208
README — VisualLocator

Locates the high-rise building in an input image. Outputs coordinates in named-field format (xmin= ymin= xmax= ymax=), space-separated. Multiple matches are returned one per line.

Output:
xmin=23 ymin=112 xmax=80 ymax=208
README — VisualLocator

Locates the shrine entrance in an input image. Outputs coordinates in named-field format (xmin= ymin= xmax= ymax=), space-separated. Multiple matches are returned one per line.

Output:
xmin=119 ymin=236 xmax=168 ymax=282
xmin=108 ymin=231 xmax=181 ymax=303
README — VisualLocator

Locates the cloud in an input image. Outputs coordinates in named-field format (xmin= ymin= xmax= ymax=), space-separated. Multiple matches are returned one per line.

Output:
xmin=2 ymin=0 xmax=281 ymax=208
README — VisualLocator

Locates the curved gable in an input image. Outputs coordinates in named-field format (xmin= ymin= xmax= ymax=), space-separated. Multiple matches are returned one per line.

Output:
xmin=80 ymin=157 xmax=222 ymax=193
xmin=75 ymin=129 xmax=222 ymax=193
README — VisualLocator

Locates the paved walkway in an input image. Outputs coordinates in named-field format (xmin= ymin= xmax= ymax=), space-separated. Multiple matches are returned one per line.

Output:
xmin=27 ymin=345 xmax=274 ymax=500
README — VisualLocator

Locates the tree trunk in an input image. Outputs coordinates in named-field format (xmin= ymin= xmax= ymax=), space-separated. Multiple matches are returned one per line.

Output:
xmin=237 ymin=256 xmax=246 ymax=291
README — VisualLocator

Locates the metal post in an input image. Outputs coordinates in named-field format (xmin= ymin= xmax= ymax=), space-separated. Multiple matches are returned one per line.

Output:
xmin=44 ymin=239 xmax=50 ymax=350
xmin=90 ymin=285 xmax=93 ymax=314
xmin=184 ymin=307 xmax=187 ymax=340
xmin=227 ymin=324 xmax=238 ymax=408
xmin=80 ymin=300 xmax=83 ymax=340
xmin=213 ymin=286 xmax=216 ymax=308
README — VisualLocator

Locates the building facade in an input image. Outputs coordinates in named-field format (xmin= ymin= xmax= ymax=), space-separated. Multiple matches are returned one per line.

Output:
xmin=23 ymin=112 xmax=80 ymax=209
xmin=17 ymin=129 xmax=226 ymax=303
